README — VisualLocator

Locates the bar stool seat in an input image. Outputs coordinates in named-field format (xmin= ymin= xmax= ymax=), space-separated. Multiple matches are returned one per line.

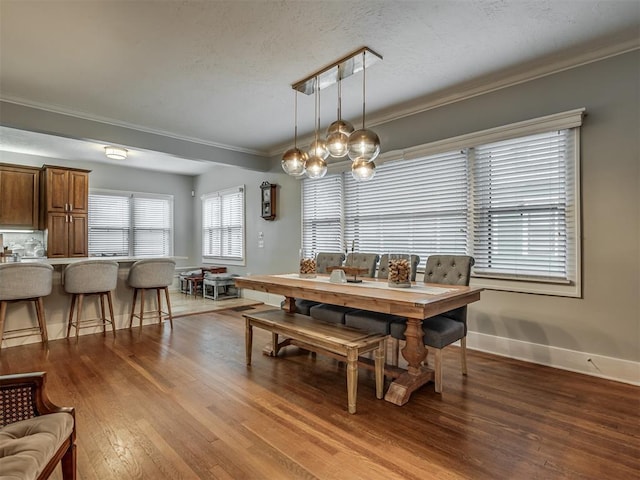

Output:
xmin=128 ymin=259 xmax=176 ymax=328
xmin=0 ymin=263 xmax=53 ymax=349
xmin=64 ymin=260 xmax=119 ymax=340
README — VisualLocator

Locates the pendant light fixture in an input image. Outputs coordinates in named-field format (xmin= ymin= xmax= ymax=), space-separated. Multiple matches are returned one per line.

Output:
xmin=281 ymin=90 xmax=306 ymax=176
xmin=284 ymin=47 xmax=382 ymax=180
xmin=347 ymin=49 xmax=380 ymax=164
xmin=304 ymin=77 xmax=327 ymax=179
xmin=326 ymin=72 xmax=354 ymax=158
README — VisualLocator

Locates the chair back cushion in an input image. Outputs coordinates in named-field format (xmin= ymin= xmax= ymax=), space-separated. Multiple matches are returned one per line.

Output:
xmin=128 ymin=259 xmax=176 ymax=288
xmin=0 ymin=264 xmax=54 ymax=301
xmin=424 ymin=255 xmax=474 ymax=323
xmin=345 ymin=253 xmax=379 ymax=278
xmin=315 ymin=252 xmax=345 ymax=274
xmin=64 ymin=260 xmax=119 ymax=294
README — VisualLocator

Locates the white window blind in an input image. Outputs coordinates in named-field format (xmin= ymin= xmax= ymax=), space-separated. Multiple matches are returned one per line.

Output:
xmin=88 ymin=193 xmax=130 ymax=256
xmin=302 ymin=176 xmax=343 ymax=257
xmin=132 ymin=196 xmax=173 ymax=257
xmin=88 ymin=190 xmax=173 ymax=257
xmin=472 ymin=130 xmax=574 ymax=281
xmin=202 ymin=186 xmax=245 ymax=262
xmin=343 ymin=152 xmax=468 ymax=265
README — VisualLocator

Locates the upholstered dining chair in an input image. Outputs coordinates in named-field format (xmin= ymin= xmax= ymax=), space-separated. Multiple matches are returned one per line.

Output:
xmin=287 ymin=252 xmax=345 ymax=315
xmin=309 ymin=253 xmax=380 ymax=325
xmin=389 ymin=254 xmax=475 ymax=393
xmin=344 ymin=254 xmax=420 ymax=354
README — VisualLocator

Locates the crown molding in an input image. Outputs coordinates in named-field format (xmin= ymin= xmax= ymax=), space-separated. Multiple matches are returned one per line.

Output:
xmin=0 ymin=97 xmax=270 ymax=158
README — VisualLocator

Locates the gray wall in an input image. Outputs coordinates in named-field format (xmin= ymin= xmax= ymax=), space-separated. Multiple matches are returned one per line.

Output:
xmin=193 ymin=164 xmax=301 ymax=276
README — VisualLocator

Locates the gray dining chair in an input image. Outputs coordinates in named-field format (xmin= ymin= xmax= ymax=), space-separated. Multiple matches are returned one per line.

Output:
xmin=389 ymin=255 xmax=475 ymax=393
xmin=344 ymin=254 xmax=420 ymax=356
xmin=309 ymin=253 xmax=380 ymax=325
xmin=287 ymin=252 xmax=345 ymax=315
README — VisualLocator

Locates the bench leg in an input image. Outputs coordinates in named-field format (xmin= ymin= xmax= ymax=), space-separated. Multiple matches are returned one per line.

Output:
xmin=346 ymin=348 xmax=358 ymax=414
xmin=375 ymin=339 xmax=386 ymax=399
xmin=245 ymin=318 xmax=253 ymax=365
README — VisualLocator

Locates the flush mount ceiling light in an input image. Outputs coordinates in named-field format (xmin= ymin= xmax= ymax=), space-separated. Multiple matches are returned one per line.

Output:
xmin=104 ymin=146 xmax=128 ymax=160
xmin=282 ymin=46 xmax=382 ymax=181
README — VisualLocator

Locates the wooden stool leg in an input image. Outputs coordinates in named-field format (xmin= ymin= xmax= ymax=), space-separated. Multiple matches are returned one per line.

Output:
xmin=163 ymin=287 xmax=173 ymax=328
xmin=156 ymin=288 xmax=162 ymax=323
xmin=138 ymin=289 xmax=145 ymax=327
xmin=107 ymin=291 xmax=116 ymax=336
xmin=129 ymin=288 xmax=138 ymax=328
xmin=98 ymin=293 xmax=106 ymax=334
xmin=346 ymin=348 xmax=358 ymax=414
xmin=0 ymin=301 xmax=7 ymax=350
xmin=67 ymin=294 xmax=77 ymax=338
xmin=35 ymin=297 xmax=48 ymax=345
xmin=75 ymin=294 xmax=84 ymax=342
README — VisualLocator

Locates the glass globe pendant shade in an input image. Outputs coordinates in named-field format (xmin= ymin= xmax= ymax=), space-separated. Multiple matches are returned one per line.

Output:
xmin=308 ymin=139 xmax=329 ymax=161
xmin=351 ymin=157 xmax=376 ymax=182
xmin=281 ymin=147 xmax=306 ymax=176
xmin=305 ymin=155 xmax=328 ymax=179
xmin=347 ymin=128 xmax=380 ymax=162
xmin=326 ymin=119 xmax=354 ymax=158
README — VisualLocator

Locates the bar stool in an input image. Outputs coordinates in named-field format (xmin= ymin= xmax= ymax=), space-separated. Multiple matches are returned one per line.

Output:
xmin=0 ymin=263 xmax=53 ymax=350
xmin=64 ymin=260 xmax=119 ymax=341
xmin=128 ymin=259 xmax=176 ymax=328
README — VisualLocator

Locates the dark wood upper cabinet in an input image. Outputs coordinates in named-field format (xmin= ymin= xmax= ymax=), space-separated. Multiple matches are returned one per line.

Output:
xmin=0 ymin=163 xmax=40 ymax=229
xmin=41 ymin=165 xmax=90 ymax=257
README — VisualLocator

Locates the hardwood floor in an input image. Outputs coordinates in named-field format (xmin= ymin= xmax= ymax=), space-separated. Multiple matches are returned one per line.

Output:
xmin=1 ymin=307 xmax=638 ymax=479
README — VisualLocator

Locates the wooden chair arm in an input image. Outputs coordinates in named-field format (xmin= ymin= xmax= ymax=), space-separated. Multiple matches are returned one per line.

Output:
xmin=0 ymin=371 xmax=74 ymax=427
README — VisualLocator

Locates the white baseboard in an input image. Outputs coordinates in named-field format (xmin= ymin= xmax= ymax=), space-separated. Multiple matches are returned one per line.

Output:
xmin=467 ymin=331 xmax=640 ymax=386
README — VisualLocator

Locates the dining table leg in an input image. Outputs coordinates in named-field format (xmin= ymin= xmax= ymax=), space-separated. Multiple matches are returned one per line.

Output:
xmin=384 ymin=316 xmax=433 ymax=406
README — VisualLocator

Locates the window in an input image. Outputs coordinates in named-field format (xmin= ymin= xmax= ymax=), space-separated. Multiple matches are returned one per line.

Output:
xmin=88 ymin=190 xmax=174 ymax=257
xmin=202 ymin=186 xmax=245 ymax=265
xmin=301 ymin=110 xmax=583 ymax=296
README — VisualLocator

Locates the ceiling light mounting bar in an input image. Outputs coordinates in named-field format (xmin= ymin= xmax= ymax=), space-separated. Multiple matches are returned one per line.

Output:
xmin=292 ymin=46 xmax=382 ymax=95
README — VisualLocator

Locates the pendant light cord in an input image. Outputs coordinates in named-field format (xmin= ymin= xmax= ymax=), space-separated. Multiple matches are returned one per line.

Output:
xmin=294 ymin=90 xmax=298 ymax=149
xmin=362 ymin=50 xmax=366 ymax=129
xmin=315 ymin=76 xmax=320 ymax=145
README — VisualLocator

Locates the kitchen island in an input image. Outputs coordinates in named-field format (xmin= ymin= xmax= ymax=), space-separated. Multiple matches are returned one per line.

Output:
xmin=1 ymin=256 xmax=187 ymax=349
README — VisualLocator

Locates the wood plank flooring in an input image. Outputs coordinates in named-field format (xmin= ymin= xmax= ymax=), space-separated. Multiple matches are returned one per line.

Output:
xmin=1 ymin=307 xmax=638 ymax=479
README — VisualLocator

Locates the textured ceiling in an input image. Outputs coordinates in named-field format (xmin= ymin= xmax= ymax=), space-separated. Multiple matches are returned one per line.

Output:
xmin=0 ymin=0 xmax=639 ymax=173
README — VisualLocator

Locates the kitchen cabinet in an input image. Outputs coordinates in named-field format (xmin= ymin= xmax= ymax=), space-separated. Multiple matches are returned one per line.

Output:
xmin=0 ymin=164 xmax=40 ymax=228
xmin=41 ymin=166 xmax=90 ymax=257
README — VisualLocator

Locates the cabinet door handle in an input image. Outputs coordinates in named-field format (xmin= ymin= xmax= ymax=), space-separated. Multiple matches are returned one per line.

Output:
xmin=69 ymin=215 xmax=73 ymax=223
xmin=69 ymin=203 xmax=73 ymax=211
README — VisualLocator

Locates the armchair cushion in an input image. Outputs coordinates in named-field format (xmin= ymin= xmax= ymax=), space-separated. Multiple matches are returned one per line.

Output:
xmin=0 ymin=413 xmax=74 ymax=480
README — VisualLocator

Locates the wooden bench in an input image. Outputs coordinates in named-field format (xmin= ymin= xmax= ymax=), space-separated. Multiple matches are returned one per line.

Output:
xmin=244 ymin=309 xmax=387 ymax=414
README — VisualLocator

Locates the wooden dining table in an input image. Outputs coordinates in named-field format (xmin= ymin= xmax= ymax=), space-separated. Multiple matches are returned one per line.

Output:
xmin=235 ymin=273 xmax=482 ymax=406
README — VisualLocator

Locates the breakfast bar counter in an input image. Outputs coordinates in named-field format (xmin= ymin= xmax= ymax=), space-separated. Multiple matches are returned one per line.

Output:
xmin=1 ymin=256 xmax=186 ymax=349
